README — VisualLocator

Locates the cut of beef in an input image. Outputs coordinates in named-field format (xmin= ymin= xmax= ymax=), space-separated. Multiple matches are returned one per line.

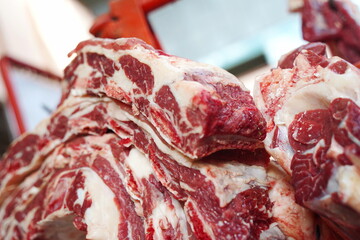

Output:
xmin=62 ymin=38 xmax=267 ymax=159
xmin=254 ymin=43 xmax=360 ymax=239
xmin=0 ymin=38 xmax=316 ymax=239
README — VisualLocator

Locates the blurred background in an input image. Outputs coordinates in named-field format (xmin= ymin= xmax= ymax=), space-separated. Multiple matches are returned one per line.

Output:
xmin=0 ymin=0 xmax=306 ymax=154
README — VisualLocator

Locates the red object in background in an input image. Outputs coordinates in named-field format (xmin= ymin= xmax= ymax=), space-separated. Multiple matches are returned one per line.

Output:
xmin=90 ymin=0 xmax=175 ymax=49
xmin=0 ymin=56 xmax=61 ymax=135
xmin=0 ymin=57 xmax=25 ymax=134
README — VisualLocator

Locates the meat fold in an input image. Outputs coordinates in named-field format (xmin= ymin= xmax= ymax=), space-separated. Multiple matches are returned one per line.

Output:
xmin=254 ymin=43 xmax=360 ymax=239
xmin=0 ymin=38 xmax=316 ymax=239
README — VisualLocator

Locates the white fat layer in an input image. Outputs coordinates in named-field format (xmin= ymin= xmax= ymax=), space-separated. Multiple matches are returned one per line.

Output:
xmin=268 ymin=167 xmax=315 ymax=239
xmin=327 ymin=136 xmax=345 ymax=159
xmin=34 ymin=118 xmax=51 ymax=135
xmin=171 ymin=199 xmax=190 ymax=237
xmin=75 ymin=188 xmax=86 ymax=206
xmin=259 ymin=223 xmax=287 ymax=240
xmin=347 ymin=151 xmax=360 ymax=168
xmin=24 ymin=185 xmax=40 ymax=200
xmin=70 ymin=88 xmax=88 ymax=97
xmin=82 ymin=169 xmax=120 ymax=240
xmin=179 ymin=182 xmax=195 ymax=192
xmin=197 ymin=163 xmax=267 ymax=207
xmin=79 ymin=39 xmax=243 ymax=91
xmin=131 ymin=52 xmax=183 ymax=95
xmin=337 ymin=166 xmax=360 ymax=213
xmin=68 ymin=98 xmax=109 ymax=119
xmin=275 ymin=58 xmax=360 ymax=129
xmin=168 ymin=82 xmax=204 ymax=137
xmin=151 ymin=201 xmax=171 ymax=238
xmin=107 ymin=101 xmax=130 ymax=122
xmin=253 ymin=74 xmax=271 ymax=123
xmin=151 ymin=200 xmax=187 ymax=239
xmin=269 ymin=179 xmax=292 ymax=219
xmin=263 ymin=125 xmax=294 ymax=174
xmin=127 ymin=148 xmax=154 ymax=179
xmin=55 ymin=97 xmax=112 ymax=143
xmin=111 ymin=68 xmax=133 ymax=93
xmin=78 ymin=43 xmax=182 ymax=97
xmin=326 ymin=166 xmax=340 ymax=195
xmin=326 ymin=165 xmax=360 ymax=213
xmin=169 ymin=80 xmax=202 ymax=109
xmin=303 ymin=139 xmax=325 ymax=156
xmin=74 ymin=61 xmax=95 ymax=85
xmin=275 ymin=83 xmax=331 ymax=127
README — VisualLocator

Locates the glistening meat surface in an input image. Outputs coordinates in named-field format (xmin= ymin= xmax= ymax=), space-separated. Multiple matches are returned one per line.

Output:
xmin=254 ymin=42 xmax=360 ymax=239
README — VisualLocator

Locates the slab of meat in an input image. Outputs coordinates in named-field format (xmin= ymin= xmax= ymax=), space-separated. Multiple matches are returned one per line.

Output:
xmin=62 ymin=38 xmax=267 ymax=159
xmin=0 ymin=134 xmax=146 ymax=240
xmin=0 ymin=94 xmax=315 ymax=239
xmin=0 ymin=133 xmax=196 ymax=240
xmin=297 ymin=0 xmax=360 ymax=64
xmin=0 ymin=38 xmax=316 ymax=239
xmin=254 ymin=43 xmax=360 ymax=239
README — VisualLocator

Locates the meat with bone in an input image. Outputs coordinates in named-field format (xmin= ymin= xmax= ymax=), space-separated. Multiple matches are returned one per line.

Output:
xmin=0 ymin=38 xmax=316 ymax=239
xmin=254 ymin=42 xmax=360 ymax=239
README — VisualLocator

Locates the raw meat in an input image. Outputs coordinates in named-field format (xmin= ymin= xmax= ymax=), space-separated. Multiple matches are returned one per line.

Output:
xmin=254 ymin=43 xmax=360 ymax=239
xmin=1 ymin=94 xmax=314 ymax=239
xmin=0 ymin=38 xmax=315 ymax=239
xmin=0 ymin=134 xmax=146 ymax=240
xmin=298 ymin=0 xmax=360 ymax=64
xmin=62 ymin=38 xmax=267 ymax=159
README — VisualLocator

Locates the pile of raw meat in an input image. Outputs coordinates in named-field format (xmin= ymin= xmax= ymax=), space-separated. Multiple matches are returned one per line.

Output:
xmin=0 ymin=37 xmax=359 ymax=240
